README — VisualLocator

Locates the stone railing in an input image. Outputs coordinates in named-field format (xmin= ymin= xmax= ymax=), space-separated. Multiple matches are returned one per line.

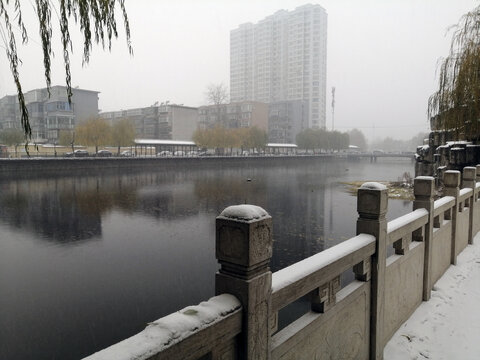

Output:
xmin=84 ymin=166 xmax=480 ymax=360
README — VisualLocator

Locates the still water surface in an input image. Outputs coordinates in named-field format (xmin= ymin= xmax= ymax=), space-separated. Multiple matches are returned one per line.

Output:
xmin=0 ymin=158 xmax=413 ymax=359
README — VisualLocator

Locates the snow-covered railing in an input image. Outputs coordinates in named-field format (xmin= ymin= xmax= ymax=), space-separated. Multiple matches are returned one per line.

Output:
xmin=271 ymin=234 xmax=375 ymax=312
xmin=82 ymin=166 xmax=480 ymax=360
xmin=433 ymin=196 xmax=455 ymax=217
xmin=84 ymin=295 xmax=242 ymax=360
xmin=387 ymin=209 xmax=428 ymax=246
xmin=459 ymin=187 xmax=473 ymax=203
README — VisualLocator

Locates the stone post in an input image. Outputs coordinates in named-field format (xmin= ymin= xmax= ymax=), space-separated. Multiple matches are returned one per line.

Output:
xmin=356 ymin=182 xmax=388 ymax=360
xmin=462 ymin=167 xmax=476 ymax=245
xmin=476 ymin=165 xmax=480 ymax=183
xmin=413 ymin=176 xmax=435 ymax=301
xmin=215 ymin=204 xmax=273 ymax=360
xmin=443 ymin=170 xmax=460 ymax=265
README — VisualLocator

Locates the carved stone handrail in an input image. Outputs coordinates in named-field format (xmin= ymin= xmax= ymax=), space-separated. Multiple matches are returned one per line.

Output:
xmin=459 ymin=187 xmax=473 ymax=203
xmin=433 ymin=196 xmax=455 ymax=217
xmin=271 ymin=234 xmax=375 ymax=313
xmin=386 ymin=209 xmax=428 ymax=246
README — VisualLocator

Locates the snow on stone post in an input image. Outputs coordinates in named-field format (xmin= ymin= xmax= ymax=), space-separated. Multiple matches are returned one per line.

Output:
xmin=215 ymin=205 xmax=273 ymax=360
xmin=413 ymin=176 xmax=435 ymax=301
xmin=443 ymin=170 xmax=460 ymax=265
xmin=356 ymin=182 xmax=387 ymax=360
xmin=462 ymin=166 xmax=476 ymax=245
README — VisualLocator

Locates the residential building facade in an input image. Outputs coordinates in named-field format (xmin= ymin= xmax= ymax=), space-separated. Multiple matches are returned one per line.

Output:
xmin=197 ymin=101 xmax=268 ymax=131
xmin=0 ymin=86 xmax=99 ymax=143
xmin=230 ymin=4 xmax=327 ymax=129
xmin=268 ymin=100 xmax=308 ymax=144
xmin=100 ymin=104 xmax=198 ymax=141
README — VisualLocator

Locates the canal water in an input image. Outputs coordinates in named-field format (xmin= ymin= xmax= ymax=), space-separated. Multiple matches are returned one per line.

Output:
xmin=0 ymin=158 xmax=413 ymax=359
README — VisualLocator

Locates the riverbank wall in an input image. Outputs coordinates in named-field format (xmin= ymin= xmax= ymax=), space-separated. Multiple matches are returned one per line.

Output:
xmin=0 ymin=155 xmax=342 ymax=179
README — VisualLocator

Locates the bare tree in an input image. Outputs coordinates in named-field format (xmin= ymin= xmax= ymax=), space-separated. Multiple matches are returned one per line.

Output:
xmin=205 ymin=83 xmax=229 ymax=105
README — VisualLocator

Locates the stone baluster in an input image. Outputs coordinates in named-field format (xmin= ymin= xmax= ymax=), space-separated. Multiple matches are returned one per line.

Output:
xmin=356 ymin=182 xmax=388 ymax=360
xmin=413 ymin=176 xmax=435 ymax=301
xmin=443 ymin=170 xmax=460 ymax=265
xmin=462 ymin=167 xmax=476 ymax=245
xmin=215 ymin=205 xmax=273 ymax=360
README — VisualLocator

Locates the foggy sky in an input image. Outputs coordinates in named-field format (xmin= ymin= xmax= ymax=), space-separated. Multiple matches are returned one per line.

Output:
xmin=0 ymin=0 xmax=478 ymax=140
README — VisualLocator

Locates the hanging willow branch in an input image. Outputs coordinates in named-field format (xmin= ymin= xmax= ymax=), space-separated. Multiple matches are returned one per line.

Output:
xmin=0 ymin=0 xmax=133 ymax=140
xmin=428 ymin=5 xmax=480 ymax=141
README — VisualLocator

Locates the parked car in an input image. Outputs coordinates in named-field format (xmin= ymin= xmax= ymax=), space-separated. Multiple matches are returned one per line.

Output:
xmin=157 ymin=150 xmax=172 ymax=157
xmin=174 ymin=151 xmax=185 ymax=156
xmin=187 ymin=151 xmax=198 ymax=157
xmin=65 ymin=149 xmax=89 ymax=157
xmin=96 ymin=150 xmax=112 ymax=157
xmin=120 ymin=150 xmax=134 ymax=157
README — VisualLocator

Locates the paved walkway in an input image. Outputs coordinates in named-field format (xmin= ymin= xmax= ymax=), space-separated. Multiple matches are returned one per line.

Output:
xmin=384 ymin=235 xmax=480 ymax=360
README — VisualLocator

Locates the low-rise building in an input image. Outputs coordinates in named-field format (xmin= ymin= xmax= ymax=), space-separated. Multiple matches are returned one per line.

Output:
xmin=100 ymin=104 xmax=198 ymax=141
xmin=198 ymin=101 xmax=268 ymax=130
xmin=268 ymin=100 xmax=309 ymax=144
xmin=0 ymin=86 xmax=99 ymax=143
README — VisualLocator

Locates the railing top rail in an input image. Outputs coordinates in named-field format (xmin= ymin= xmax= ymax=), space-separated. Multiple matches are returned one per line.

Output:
xmin=433 ymin=196 xmax=455 ymax=217
xmin=387 ymin=209 xmax=428 ymax=245
xmin=459 ymin=188 xmax=473 ymax=202
xmin=271 ymin=233 xmax=375 ymax=312
xmin=475 ymin=182 xmax=480 ymax=193
xmin=83 ymin=294 xmax=241 ymax=360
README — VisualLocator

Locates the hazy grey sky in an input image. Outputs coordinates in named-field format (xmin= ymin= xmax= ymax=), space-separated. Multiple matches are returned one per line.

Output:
xmin=0 ymin=0 xmax=479 ymax=140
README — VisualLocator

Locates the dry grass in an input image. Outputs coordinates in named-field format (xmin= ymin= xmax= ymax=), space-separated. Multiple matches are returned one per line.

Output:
xmin=341 ymin=181 xmax=414 ymax=201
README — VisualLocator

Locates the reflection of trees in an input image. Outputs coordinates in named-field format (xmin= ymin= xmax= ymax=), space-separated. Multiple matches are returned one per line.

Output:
xmin=0 ymin=184 xmax=102 ymax=243
xmin=0 ymin=171 xmax=205 ymax=243
xmin=0 ymin=163 xmax=334 ymax=248
xmin=0 ymin=176 xmax=141 ymax=244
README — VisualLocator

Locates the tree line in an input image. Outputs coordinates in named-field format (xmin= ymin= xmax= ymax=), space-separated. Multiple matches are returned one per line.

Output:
xmin=0 ymin=118 xmax=135 ymax=156
xmin=296 ymin=128 xmax=349 ymax=151
xmin=192 ymin=126 xmax=268 ymax=154
xmin=59 ymin=118 xmax=135 ymax=154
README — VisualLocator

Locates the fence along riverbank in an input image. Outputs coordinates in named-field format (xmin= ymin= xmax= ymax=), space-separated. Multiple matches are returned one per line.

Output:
xmin=84 ymin=165 xmax=480 ymax=360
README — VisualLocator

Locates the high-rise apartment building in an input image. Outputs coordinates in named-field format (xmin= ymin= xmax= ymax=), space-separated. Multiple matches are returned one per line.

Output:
xmin=230 ymin=4 xmax=327 ymax=129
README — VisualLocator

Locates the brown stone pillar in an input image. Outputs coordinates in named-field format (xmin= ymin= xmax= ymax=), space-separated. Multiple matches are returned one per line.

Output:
xmin=356 ymin=182 xmax=388 ymax=360
xmin=215 ymin=205 xmax=273 ymax=360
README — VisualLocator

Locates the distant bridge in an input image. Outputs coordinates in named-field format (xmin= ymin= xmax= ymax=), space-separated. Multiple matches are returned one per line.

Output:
xmin=344 ymin=152 xmax=415 ymax=162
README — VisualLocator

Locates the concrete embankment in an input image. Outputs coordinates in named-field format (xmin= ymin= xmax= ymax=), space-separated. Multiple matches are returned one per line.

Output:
xmin=0 ymin=155 xmax=338 ymax=179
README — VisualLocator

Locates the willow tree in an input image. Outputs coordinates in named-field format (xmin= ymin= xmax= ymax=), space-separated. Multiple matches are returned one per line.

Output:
xmin=75 ymin=117 xmax=111 ymax=154
xmin=428 ymin=5 xmax=480 ymax=140
xmin=111 ymin=118 xmax=135 ymax=155
xmin=0 ymin=0 xmax=132 ymax=140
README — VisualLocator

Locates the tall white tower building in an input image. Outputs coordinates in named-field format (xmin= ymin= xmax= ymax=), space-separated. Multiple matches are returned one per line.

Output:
xmin=230 ymin=4 xmax=327 ymax=129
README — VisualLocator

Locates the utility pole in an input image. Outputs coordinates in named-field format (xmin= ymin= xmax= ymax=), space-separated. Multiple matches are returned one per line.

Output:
xmin=331 ymin=86 xmax=336 ymax=131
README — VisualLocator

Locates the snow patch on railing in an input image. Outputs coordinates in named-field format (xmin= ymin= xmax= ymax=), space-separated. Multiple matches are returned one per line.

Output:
xmin=83 ymin=294 xmax=241 ymax=360
xmin=272 ymin=234 xmax=375 ymax=293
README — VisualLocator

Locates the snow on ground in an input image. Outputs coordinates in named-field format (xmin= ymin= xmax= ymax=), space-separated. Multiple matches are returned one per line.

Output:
xmin=384 ymin=235 xmax=480 ymax=360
